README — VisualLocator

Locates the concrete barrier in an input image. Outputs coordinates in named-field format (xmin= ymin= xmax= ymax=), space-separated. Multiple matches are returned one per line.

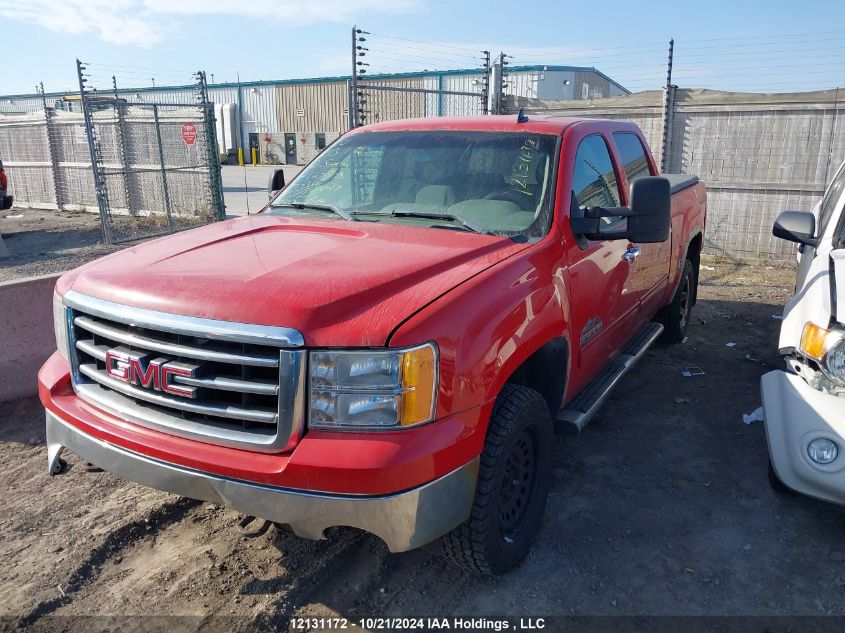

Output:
xmin=0 ymin=272 xmax=62 ymax=402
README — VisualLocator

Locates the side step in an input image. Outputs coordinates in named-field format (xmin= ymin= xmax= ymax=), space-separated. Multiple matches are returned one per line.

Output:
xmin=555 ymin=321 xmax=664 ymax=435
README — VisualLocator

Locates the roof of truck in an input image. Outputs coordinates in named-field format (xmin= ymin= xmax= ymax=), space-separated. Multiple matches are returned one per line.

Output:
xmin=353 ymin=115 xmax=600 ymax=136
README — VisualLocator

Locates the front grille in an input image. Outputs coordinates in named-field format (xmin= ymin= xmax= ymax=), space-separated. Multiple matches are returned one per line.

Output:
xmin=64 ymin=291 xmax=305 ymax=452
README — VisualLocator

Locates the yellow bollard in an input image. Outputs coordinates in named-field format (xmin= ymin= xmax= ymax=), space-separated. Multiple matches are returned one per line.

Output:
xmin=237 ymin=147 xmax=244 ymax=166
xmin=251 ymin=147 xmax=257 ymax=166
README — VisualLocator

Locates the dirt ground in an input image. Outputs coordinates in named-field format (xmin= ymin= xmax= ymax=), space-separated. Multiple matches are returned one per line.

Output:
xmin=2 ymin=262 xmax=845 ymax=631
xmin=0 ymin=208 xmax=124 ymax=281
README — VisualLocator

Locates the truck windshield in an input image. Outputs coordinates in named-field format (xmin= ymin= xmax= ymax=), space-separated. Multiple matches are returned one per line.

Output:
xmin=268 ymin=130 xmax=558 ymax=239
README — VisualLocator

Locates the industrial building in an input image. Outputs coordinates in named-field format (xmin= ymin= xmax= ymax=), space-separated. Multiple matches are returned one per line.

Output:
xmin=0 ymin=65 xmax=627 ymax=165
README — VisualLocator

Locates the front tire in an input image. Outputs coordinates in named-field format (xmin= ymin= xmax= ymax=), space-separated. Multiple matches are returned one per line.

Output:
xmin=659 ymin=259 xmax=694 ymax=343
xmin=441 ymin=384 xmax=553 ymax=575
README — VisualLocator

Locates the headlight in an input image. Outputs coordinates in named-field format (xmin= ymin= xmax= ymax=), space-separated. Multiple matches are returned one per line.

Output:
xmin=52 ymin=291 xmax=70 ymax=362
xmin=800 ymin=322 xmax=845 ymax=384
xmin=309 ymin=343 xmax=438 ymax=430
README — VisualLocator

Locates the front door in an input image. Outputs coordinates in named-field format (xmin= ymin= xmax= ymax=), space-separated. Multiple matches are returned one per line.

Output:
xmin=565 ymin=133 xmax=640 ymax=385
xmin=608 ymin=131 xmax=669 ymax=318
xmin=284 ymin=133 xmax=297 ymax=165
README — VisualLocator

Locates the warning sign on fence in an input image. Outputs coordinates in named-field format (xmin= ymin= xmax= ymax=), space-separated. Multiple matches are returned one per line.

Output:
xmin=181 ymin=123 xmax=197 ymax=145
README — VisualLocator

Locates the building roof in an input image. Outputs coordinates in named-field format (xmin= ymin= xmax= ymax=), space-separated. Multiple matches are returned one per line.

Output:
xmin=1 ymin=65 xmax=628 ymax=101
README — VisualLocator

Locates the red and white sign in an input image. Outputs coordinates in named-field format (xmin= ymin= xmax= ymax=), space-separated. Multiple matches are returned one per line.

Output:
xmin=181 ymin=123 xmax=197 ymax=145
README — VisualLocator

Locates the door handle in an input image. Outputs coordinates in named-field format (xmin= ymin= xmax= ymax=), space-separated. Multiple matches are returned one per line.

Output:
xmin=622 ymin=245 xmax=641 ymax=262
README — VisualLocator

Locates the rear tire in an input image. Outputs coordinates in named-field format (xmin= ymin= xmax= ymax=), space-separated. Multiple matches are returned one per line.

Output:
xmin=441 ymin=384 xmax=553 ymax=575
xmin=659 ymin=259 xmax=694 ymax=343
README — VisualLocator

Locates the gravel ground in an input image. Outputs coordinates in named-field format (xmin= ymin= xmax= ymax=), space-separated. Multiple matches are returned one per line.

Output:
xmin=3 ymin=262 xmax=845 ymax=632
xmin=0 ymin=209 xmax=125 ymax=281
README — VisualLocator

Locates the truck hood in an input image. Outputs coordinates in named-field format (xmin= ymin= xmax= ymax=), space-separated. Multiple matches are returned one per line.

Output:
xmin=60 ymin=215 xmax=529 ymax=346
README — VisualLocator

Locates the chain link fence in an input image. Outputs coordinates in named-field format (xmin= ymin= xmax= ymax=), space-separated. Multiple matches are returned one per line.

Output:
xmin=84 ymin=100 xmax=224 ymax=242
xmin=0 ymin=70 xmax=224 ymax=244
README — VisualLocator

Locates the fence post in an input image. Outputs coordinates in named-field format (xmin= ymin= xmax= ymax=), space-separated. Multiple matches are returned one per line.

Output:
xmin=660 ymin=38 xmax=675 ymax=173
xmin=197 ymin=71 xmax=225 ymax=221
xmin=481 ymin=51 xmax=491 ymax=115
xmin=490 ymin=61 xmax=502 ymax=114
xmin=76 ymin=59 xmax=114 ymax=244
xmin=824 ymin=86 xmax=841 ymax=183
xmin=152 ymin=105 xmax=174 ymax=230
xmin=351 ymin=26 xmax=359 ymax=127
xmin=111 ymin=76 xmax=137 ymax=217
xmin=39 ymin=84 xmax=64 ymax=212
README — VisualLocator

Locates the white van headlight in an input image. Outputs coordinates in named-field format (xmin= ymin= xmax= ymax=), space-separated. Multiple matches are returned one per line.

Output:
xmin=800 ymin=322 xmax=845 ymax=385
xmin=824 ymin=341 xmax=845 ymax=382
xmin=308 ymin=343 xmax=438 ymax=430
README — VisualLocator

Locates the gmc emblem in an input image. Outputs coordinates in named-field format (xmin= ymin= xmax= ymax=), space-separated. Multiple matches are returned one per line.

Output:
xmin=105 ymin=348 xmax=199 ymax=399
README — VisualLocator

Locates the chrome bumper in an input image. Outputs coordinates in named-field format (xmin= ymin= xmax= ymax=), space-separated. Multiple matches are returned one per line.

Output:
xmin=45 ymin=410 xmax=479 ymax=552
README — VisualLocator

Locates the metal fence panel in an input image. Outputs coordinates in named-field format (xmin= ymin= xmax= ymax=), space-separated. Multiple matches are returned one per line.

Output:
xmin=0 ymin=112 xmax=57 ymax=209
xmin=86 ymin=101 xmax=225 ymax=243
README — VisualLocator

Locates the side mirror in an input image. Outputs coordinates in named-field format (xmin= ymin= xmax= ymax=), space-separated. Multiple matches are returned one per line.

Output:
xmin=570 ymin=176 xmax=671 ymax=244
xmin=268 ymin=168 xmax=286 ymax=198
xmin=773 ymin=211 xmax=817 ymax=247
xmin=626 ymin=176 xmax=671 ymax=243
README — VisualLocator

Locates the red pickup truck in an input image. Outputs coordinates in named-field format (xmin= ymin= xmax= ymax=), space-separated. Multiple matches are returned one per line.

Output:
xmin=41 ymin=114 xmax=705 ymax=575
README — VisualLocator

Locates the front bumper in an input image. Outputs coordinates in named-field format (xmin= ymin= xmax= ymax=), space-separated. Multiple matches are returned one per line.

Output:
xmin=762 ymin=370 xmax=845 ymax=506
xmin=46 ymin=409 xmax=478 ymax=552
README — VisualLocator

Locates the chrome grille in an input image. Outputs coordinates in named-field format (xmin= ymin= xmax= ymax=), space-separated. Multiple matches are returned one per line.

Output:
xmin=64 ymin=291 xmax=305 ymax=453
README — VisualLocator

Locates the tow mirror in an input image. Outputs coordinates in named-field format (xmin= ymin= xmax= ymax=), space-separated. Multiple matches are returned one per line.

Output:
xmin=626 ymin=176 xmax=671 ymax=243
xmin=773 ymin=211 xmax=817 ymax=247
xmin=268 ymin=168 xmax=286 ymax=198
xmin=570 ymin=176 xmax=671 ymax=244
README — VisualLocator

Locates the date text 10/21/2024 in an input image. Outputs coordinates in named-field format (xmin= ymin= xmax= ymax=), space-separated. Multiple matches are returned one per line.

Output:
xmin=290 ymin=617 xmax=548 ymax=631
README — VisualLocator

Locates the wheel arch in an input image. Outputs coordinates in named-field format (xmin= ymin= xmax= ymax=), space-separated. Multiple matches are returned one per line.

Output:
xmin=499 ymin=336 xmax=569 ymax=416
xmin=686 ymin=232 xmax=703 ymax=304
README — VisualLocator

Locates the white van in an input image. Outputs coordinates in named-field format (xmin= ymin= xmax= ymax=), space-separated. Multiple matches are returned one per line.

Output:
xmin=764 ymin=159 xmax=845 ymax=504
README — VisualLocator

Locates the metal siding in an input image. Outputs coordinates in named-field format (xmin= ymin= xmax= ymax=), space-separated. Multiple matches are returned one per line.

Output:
xmin=505 ymin=70 xmax=540 ymax=99
xmin=0 ymin=96 xmax=47 ymax=113
xmin=423 ymin=75 xmax=439 ymax=117
xmin=240 ymin=85 xmax=279 ymax=135
xmin=361 ymin=77 xmax=425 ymax=124
xmin=276 ymin=81 xmax=348 ymax=133
xmin=438 ymin=73 xmax=485 ymax=116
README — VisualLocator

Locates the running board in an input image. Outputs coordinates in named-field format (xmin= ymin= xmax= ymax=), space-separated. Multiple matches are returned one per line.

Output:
xmin=556 ymin=322 xmax=664 ymax=435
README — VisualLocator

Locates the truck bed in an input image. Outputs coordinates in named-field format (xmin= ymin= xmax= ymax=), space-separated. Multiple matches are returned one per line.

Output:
xmin=664 ymin=174 xmax=700 ymax=195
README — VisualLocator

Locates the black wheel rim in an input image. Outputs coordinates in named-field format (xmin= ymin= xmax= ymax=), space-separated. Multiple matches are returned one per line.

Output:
xmin=679 ymin=275 xmax=691 ymax=329
xmin=499 ymin=429 xmax=537 ymax=537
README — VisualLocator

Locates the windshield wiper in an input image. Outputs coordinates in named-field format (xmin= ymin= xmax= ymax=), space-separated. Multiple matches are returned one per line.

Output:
xmin=271 ymin=202 xmax=354 ymax=221
xmin=350 ymin=209 xmax=487 ymax=234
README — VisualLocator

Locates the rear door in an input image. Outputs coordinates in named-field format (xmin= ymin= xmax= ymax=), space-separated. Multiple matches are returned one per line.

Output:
xmin=565 ymin=133 xmax=640 ymax=374
xmin=610 ymin=131 xmax=669 ymax=318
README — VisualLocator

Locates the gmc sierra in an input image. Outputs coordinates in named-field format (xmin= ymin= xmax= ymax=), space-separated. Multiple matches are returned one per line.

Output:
xmin=41 ymin=114 xmax=706 ymax=574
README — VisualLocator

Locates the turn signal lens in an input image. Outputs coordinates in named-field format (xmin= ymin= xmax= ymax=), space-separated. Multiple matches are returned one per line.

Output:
xmin=399 ymin=344 xmax=437 ymax=426
xmin=800 ymin=323 xmax=833 ymax=361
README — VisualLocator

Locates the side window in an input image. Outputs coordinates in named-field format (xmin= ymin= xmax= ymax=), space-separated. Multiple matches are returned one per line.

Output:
xmin=819 ymin=162 xmax=845 ymax=237
xmin=612 ymin=132 xmax=654 ymax=187
xmin=571 ymin=135 xmax=622 ymax=227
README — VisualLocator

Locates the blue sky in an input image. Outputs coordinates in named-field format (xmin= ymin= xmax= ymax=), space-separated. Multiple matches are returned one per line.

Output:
xmin=1 ymin=0 xmax=843 ymax=96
